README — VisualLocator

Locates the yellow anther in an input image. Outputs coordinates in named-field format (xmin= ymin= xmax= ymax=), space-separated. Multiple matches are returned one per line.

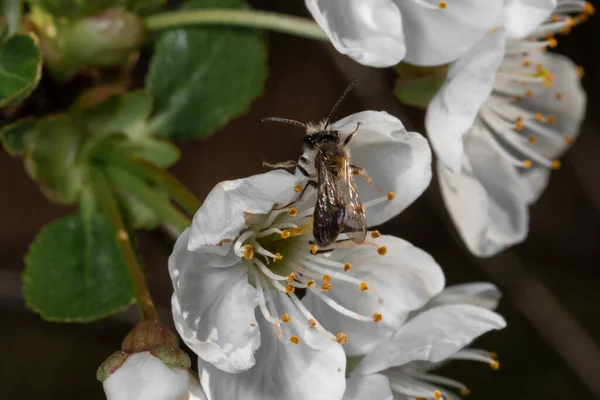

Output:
xmin=371 ymin=230 xmax=381 ymax=238
xmin=515 ymin=121 xmax=523 ymax=131
xmin=386 ymin=192 xmax=395 ymax=200
xmin=583 ymin=1 xmax=595 ymax=15
xmin=551 ymin=14 xmax=560 ymax=22
xmin=288 ymin=208 xmax=298 ymax=217
xmin=555 ymin=92 xmax=563 ymax=100
xmin=336 ymin=333 xmax=348 ymax=344
xmin=489 ymin=26 xmax=498 ymax=33
xmin=560 ymin=26 xmax=572 ymax=35
xmin=547 ymin=37 xmax=558 ymax=48
xmin=563 ymin=134 xmax=574 ymax=144
xmin=310 ymin=244 xmax=319 ymax=254
xmin=117 ymin=230 xmax=129 ymax=241
xmin=546 ymin=114 xmax=556 ymax=124
xmin=360 ymin=282 xmax=369 ymax=292
xmin=460 ymin=388 xmax=471 ymax=396
xmin=273 ymin=253 xmax=283 ymax=262
xmin=293 ymin=227 xmax=303 ymax=235
xmin=308 ymin=318 xmax=317 ymax=327
xmin=551 ymin=160 xmax=561 ymax=170
xmin=522 ymin=59 xmax=531 ymax=67
xmin=377 ymin=246 xmax=388 ymax=256
xmin=293 ymin=185 xmax=303 ymax=193
xmin=513 ymin=95 xmax=522 ymax=103
xmin=566 ymin=17 xmax=576 ymax=27
xmin=307 ymin=280 xmax=316 ymax=288
xmin=522 ymin=160 xmax=532 ymax=169
xmin=489 ymin=352 xmax=498 ymax=360
xmin=434 ymin=390 xmax=442 ymax=400
xmin=282 ymin=313 xmax=291 ymax=323
xmin=290 ymin=336 xmax=300 ymax=344
xmin=243 ymin=245 xmax=254 ymax=260
xmin=322 ymin=274 xmax=332 ymax=282
xmin=344 ymin=263 xmax=353 ymax=272
xmin=287 ymin=272 xmax=295 ymax=282
xmin=534 ymin=113 xmax=543 ymax=122
xmin=285 ymin=284 xmax=295 ymax=294
xmin=356 ymin=205 xmax=366 ymax=214
xmin=576 ymin=13 xmax=589 ymax=23
xmin=322 ymin=282 xmax=332 ymax=292
xmin=576 ymin=66 xmax=584 ymax=77
xmin=438 ymin=1 xmax=447 ymax=9
xmin=527 ymin=135 xmax=536 ymax=144
xmin=525 ymin=89 xmax=533 ymax=97
xmin=372 ymin=313 xmax=383 ymax=323
xmin=543 ymin=74 xmax=554 ymax=87
xmin=490 ymin=361 xmax=500 ymax=370
xmin=281 ymin=230 xmax=291 ymax=239
xmin=352 ymin=169 xmax=360 ymax=175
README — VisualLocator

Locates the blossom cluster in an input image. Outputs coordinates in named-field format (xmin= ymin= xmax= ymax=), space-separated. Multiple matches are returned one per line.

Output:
xmin=100 ymin=0 xmax=590 ymax=399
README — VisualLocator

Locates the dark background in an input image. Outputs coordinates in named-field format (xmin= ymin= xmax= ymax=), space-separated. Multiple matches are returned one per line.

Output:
xmin=1 ymin=0 xmax=599 ymax=398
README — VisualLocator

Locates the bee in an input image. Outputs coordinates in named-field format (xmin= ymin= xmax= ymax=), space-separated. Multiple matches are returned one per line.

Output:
xmin=261 ymin=79 xmax=370 ymax=247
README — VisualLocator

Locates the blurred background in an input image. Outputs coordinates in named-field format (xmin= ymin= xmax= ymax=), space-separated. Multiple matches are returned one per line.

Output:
xmin=1 ymin=0 xmax=599 ymax=398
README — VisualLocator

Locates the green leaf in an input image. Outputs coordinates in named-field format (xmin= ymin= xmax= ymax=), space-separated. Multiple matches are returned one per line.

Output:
xmin=147 ymin=0 xmax=267 ymax=140
xmin=2 ymin=0 xmax=22 ymax=36
xmin=23 ymin=189 xmax=135 ymax=322
xmin=0 ymin=117 xmax=36 ymax=156
xmin=23 ymin=115 xmax=85 ymax=204
xmin=394 ymin=63 xmax=448 ymax=109
xmin=0 ymin=33 xmax=42 ymax=107
xmin=27 ymin=0 xmax=163 ymax=18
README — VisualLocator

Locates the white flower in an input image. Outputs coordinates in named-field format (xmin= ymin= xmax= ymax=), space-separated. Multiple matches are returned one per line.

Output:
xmin=342 ymin=283 xmax=507 ymax=400
xmin=169 ymin=111 xmax=436 ymax=400
xmin=426 ymin=1 xmax=589 ymax=257
xmin=103 ymin=352 xmax=207 ymax=400
xmin=305 ymin=0 xmax=506 ymax=67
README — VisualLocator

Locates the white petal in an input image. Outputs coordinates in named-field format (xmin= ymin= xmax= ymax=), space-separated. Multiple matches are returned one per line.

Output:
xmin=343 ymin=374 xmax=393 ymax=400
xmin=333 ymin=111 xmax=432 ymax=226
xmin=187 ymin=372 xmax=208 ymax=400
xmin=303 ymin=235 xmax=445 ymax=356
xmin=170 ymin=230 xmax=260 ymax=373
xmin=426 ymin=31 xmax=506 ymax=173
xmin=504 ymin=0 xmax=556 ymax=39
xmin=438 ymin=128 xmax=531 ymax=257
xmin=353 ymin=304 xmax=506 ymax=376
xmin=424 ymin=282 xmax=502 ymax=310
xmin=513 ymin=51 xmax=586 ymax=160
xmin=198 ymin=292 xmax=346 ymax=400
xmin=398 ymin=0 xmax=504 ymax=66
xmin=305 ymin=0 xmax=406 ymax=67
xmin=188 ymin=170 xmax=299 ymax=254
xmin=103 ymin=352 xmax=190 ymax=400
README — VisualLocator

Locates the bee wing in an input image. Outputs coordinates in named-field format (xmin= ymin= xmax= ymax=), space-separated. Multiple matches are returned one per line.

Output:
xmin=339 ymin=160 xmax=367 ymax=244
xmin=313 ymin=154 xmax=346 ymax=246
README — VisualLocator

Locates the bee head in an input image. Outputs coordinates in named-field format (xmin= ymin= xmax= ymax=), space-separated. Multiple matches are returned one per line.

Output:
xmin=303 ymin=128 xmax=340 ymax=150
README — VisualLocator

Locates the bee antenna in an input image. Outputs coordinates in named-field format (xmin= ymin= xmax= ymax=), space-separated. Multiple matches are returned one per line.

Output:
xmin=325 ymin=79 xmax=358 ymax=126
xmin=261 ymin=117 xmax=307 ymax=129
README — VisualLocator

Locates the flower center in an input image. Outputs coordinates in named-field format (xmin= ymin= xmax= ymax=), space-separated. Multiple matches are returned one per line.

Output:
xmin=231 ymin=187 xmax=393 ymax=345
xmin=479 ymin=4 xmax=590 ymax=171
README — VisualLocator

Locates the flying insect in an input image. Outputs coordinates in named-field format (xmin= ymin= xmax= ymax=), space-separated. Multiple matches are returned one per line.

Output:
xmin=261 ymin=80 xmax=368 ymax=247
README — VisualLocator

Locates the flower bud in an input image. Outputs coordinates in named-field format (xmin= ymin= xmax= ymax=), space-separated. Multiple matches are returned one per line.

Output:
xmin=30 ymin=7 xmax=145 ymax=80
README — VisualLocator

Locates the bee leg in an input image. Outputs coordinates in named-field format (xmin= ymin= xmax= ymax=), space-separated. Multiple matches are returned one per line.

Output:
xmin=273 ymin=180 xmax=318 ymax=210
xmin=351 ymin=165 xmax=382 ymax=192
xmin=262 ymin=160 xmax=298 ymax=170
xmin=343 ymin=122 xmax=362 ymax=147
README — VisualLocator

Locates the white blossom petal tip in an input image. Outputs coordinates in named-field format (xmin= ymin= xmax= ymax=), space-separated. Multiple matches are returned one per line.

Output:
xmin=334 ymin=110 xmax=432 ymax=226
xmin=353 ymin=304 xmax=506 ymax=376
xmin=188 ymin=170 xmax=300 ymax=254
xmin=305 ymin=0 xmax=406 ymax=67
xmin=103 ymin=352 xmax=190 ymax=400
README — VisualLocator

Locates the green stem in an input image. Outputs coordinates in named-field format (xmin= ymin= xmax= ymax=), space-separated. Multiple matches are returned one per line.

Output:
xmin=91 ymin=168 xmax=159 ymax=322
xmin=144 ymin=9 xmax=328 ymax=41
xmin=105 ymin=165 xmax=191 ymax=234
